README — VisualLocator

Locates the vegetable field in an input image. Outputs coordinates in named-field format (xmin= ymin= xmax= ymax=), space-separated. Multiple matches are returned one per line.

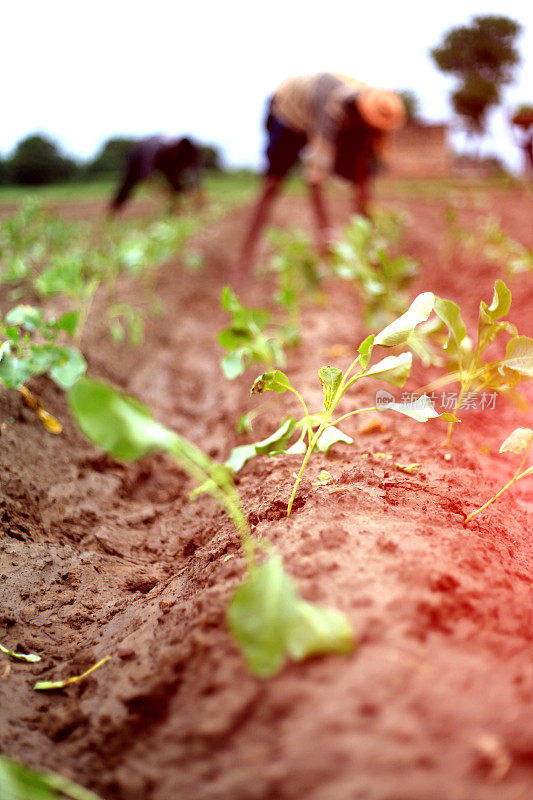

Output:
xmin=1 ymin=178 xmax=533 ymax=800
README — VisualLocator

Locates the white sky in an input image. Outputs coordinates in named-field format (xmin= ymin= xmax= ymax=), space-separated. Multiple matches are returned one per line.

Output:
xmin=3 ymin=1 xmax=533 ymax=171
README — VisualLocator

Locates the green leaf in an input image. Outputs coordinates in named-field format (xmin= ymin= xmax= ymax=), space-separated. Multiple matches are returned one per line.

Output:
xmin=0 ymin=755 xmax=104 ymax=800
xmin=221 ymin=285 xmax=243 ymax=314
xmin=5 ymin=305 xmax=43 ymax=331
xmin=50 ymin=347 xmax=87 ymax=390
xmin=434 ymin=297 xmax=468 ymax=356
xmin=318 ymin=366 xmax=343 ymax=411
xmin=374 ymin=292 xmax=435 ymax=347
xmin=0 ymin=643 xmax=41 ymax=663
xmin=26 ymin=344 xmax=65 ymax=376
xmin=358 ymin=334 xmax=375 ymax=370
xmin=500 ymin=336 xmax=533 ymax=378
xmin=218 ymin=327 xmax=253 ymax=350
xmin=221 ymin=351 xmax=245 ymax=380
xmin=364 ymin=352 xmax=412 ymax=387
xmin=68 ymin=377 xmax=178 ymax=460
xmin=228 ymin=555 xmax=354 ymax=677
xmin=254 ymin=417 xmax=297 ymax=455
xmin=499 ymin=427 xmax=533 ymax=455
xmin=224 ymin=418 xmax=297 ymax=474
xmin=314 ymin=425 xmax=353 ymax=453
xmin=379 ymin=393 xmax=444 ymax=422
xmin=0 ymin=355 xmax=32 ymax=389
xmin=250 ymin=370 xmax=294 ymax=395
xmin=54 ymin=311 xmax=79 ymax=336
xmin=478 ymin=281 xmax=513 ymax=348
xmin=486 ymin=279 xmax=512 ymax=320
xmin=286 ymin=601 xmax=354 ymax=661
xmin=224 ymin=444 xmax=258 ymax=474
xmin=227 ymin=555 xmax=298 ymax=678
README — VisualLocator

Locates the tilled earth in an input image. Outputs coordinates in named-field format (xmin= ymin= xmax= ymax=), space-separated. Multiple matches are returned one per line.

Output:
xmin=1 ymin=184 xmax=533 ymax=800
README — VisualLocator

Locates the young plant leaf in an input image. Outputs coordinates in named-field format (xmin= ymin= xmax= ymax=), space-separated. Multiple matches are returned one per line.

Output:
xmin=227 ymin=554 xmax=298 ymax=678
xmin=68 ymin=377 xmax=178 ymax=460
xmin=254 ymin=417 xmax=297 ymax=455
xmin=285 ymin=600 xmax=354 ymax=661
xmin=50 ymin=347 xmax=87 ymax=390
xmin=364 ymin=352 xmax=412 ymax=387
xmin=358 ymin=334 xmax=375 ymax=370
xmin=484 ymin=279 xmax=512 ymax=320
xmin=500 ymin=336 xmax=533 ymax=378
xmin=54 ymin=310 xmax=80 ymax=336
xmin=318 ymin=366 xmax=343 ymax=411
xmin=374 ymin=292 xmax=435 ymax=347
xmin=0 ymin=756 xmax=104 ymax=800
xmin=221 ymin=351 xmax=245 ymax=380
xmin=378 ymin=393 xmax=447 ymax=422
xmin=227 ymin=555 xmax=354 ymax=677
xmin=34 ymin=655 xmax=111 ymax=691
xmin=0 ymin=643 xmax=41 ymax=663
xmin=434 ymin=297 xmax=468 ymax=355
xmin=251 ymin=370 xmax=294 ymax=395
xmin=499 ymin=427 xmax=533 ymax=455
xmin=5 ymin=305 xmax=43 ymax=331
xmin=314 ymin=425 xmax=354 ymax=453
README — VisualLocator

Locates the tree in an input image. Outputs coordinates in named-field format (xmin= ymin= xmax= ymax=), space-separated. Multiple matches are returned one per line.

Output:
xmin=9 ymin=134 xmax=77 ymax=185
xmin=199 ymin=144 xmax=222 ymax=171
xmin=397 ymin=90 xmax=420 ymax=123
xmin=0 ymin=156 xmax=8 ymax=185
xmin=86 ymin=137 xmax=137 ymax=177
xmin=431 ymin=15 xmax=522 ymax=135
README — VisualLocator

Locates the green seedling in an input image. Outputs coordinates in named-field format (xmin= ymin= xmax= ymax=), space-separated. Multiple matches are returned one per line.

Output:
xmin=0 ymin=305 xmax=86 ymax=393
xmin=251 ymin=293 xmax=453 ymax=516
xmin=331 ymin=215 xmax=418 ymax=331
xmin=479 ymin=216 xmax=533 ymax=276
xmin=34 ymin=655 xmax=111 ymax=691
xmin=0 ymin=754 xmax=104 ymax=800
xmin=432 ymin=280 xmax=533 ymax=445
xmin=107 ymin=303 xmax=145 ymax=346
xmin=68 ymin=377 xmax=354 ymax=677
xmin=0 ymin=643 xmax=41 ymax=663
xmin=268 ymin=228 xmax=322 ymax=332
xmin=464 ymin=427 xmax=533 ymax=525
xmin=218 ymin=286 xmax=295 ymax=379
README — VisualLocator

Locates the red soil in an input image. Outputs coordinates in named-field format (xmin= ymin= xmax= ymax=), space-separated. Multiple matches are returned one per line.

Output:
xmin=1 ymin=184 xmax=532 ymax=800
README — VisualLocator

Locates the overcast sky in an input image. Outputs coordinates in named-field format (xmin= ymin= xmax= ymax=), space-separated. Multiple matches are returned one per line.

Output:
xmin=3 ymin=1 xmax=533 ymax=171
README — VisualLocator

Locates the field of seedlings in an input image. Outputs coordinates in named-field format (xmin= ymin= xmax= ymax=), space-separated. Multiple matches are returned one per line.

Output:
xmin=1 ymin=176 xmax=532 ymax=800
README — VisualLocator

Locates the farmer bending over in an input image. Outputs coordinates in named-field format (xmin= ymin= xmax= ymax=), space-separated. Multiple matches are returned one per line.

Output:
xmin=237 ymin=73 xmax=406 ymax=277
xmin=108 ymin=136 xmax=203 ymax=214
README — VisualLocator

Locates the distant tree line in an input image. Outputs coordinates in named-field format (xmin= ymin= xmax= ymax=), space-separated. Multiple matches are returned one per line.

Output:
xmin=0 ymin=134 xmax=223 ymax=186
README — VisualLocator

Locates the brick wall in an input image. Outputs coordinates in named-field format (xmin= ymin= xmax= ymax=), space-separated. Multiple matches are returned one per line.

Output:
xmin=385 ymin=123 xmax=452 ymax=177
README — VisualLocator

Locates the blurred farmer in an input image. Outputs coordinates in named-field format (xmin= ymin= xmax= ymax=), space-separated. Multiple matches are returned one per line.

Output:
xmin=109 ymin=135 xmax=203 ymax=214
xmin=238 ymin=73 xmax=406 ymax=276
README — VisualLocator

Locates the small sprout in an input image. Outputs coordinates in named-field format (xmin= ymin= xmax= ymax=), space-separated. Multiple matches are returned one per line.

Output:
xmin=464 ymin=427 xmax=533 ymax=525
xmin=34 ymin=655 xmax=111 ymax=691
xmin=433 ymin=280 xmax=532 ymax=445
xmin=249 ymin=294 xmax=450 ymax=515
xmin=0 ymin=643 xmax=41 ymax=663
